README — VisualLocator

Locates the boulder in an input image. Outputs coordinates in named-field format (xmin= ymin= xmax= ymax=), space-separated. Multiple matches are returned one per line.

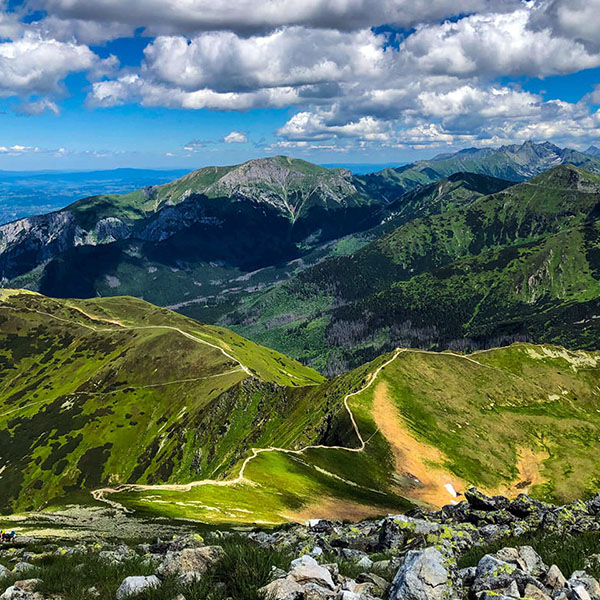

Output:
xmin=302 ymin=582 xmax=336 ymax=599
xmin=10 ymin=582 xmax=40 ymax=594
xmin=158 ymin=545 xmax=225 ymax=578
xmin=0 ymin=587 xmax=43 ymax=600
xmin=569 ymin=572 xmax=600 ymax=599
xmin=472 ymin=555 xmax=517 ymax=593
xmin=523 ymin=583 xmax=552 ymax=600
xmin=116 ymin=575 xmax=160 ymax=599
xmin=289 ymin=555 xmax=335 ymax=590
xmin=258 ymin=577 xmax=304 ymax=600
xmin=0 ymin=564 xmax=9 ymax=578
xmin=388 ymin=547 xmax=452 ymax=600
xmin=465 ymin=488 xmax=509 ymax=512
xmin=545 ymin=564 xmax=567 ymax=593
xmin=495 ymin=546 xmax=546 ymax=577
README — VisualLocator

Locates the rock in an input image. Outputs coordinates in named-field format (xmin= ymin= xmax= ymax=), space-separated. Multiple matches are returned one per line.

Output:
xmin=523 ymin=583 xmax=551 ymax=600
xmin=258 ymin=577 xmax=304 ymax=600
xmin=372 ymin=560 xmax=391 ymax=573
xmin=572 ymin=585 xmax=593 ymax=600
xmin=289 ymin=555 xmax=335 ymax=590
xmin=158 ymin=545 xmax=225 ymax=577
xmin=569 ymin=572 xmax=600 ymax=599
xmin=356 ymin=556 xmax=373 ymax=571
xmin=388 ymin=547 xmax=452 ymax=600
xmin=585 ymin=556 xmax=600 ymax=573
xmin=10 ymin=582 xmax=40 ymax=594
xmin=495 ymin=546 xmax=546 ymax=577
xmin=309 ymin=520 xmax=335 ymax=534
xmin=0 ymin=564 xmax=9 ymax=578
xmin=476 ymin=593 xmax=516 ymax=600
xmin=269 ymin=566 xmax=289 ymax=581
xmin=546 ymin=564 xmax=567 ymax=593
xmin=302 ymin=582 xmax=336 ymax=599
xmin=0 ymin=588 xmax=43 ymax=600
xmin=465 ymin=488 xmax=509 ymax=512
xmin=378 ymin=516 xmax=440 ymax=550
xmin=472 ymin=555 xmax=517 ymax=593
xmin=115 ymin=575 xmax=160 ymax=599
xmin=503 ymin=580 xmax=521 ymax=598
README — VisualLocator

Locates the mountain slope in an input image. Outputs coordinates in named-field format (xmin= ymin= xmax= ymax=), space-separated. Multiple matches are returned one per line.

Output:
xmin=0 ymin=156 xmax=389 ymax=282
xmin=0 ymin=166 xmax=511 ymax=317
xmin=2 ymin=291 xmax=600 ymax=523
xmin=97 ymin=342 xmax=600 ymax=520
xmin=0 ymin=290 xmax=334 ymax=514
xmin=221 ymin=165 xmax=600 ymax=372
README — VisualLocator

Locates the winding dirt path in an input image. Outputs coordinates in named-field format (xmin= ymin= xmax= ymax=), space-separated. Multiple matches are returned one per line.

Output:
xmin=1 ymin=299 xmax=548 ymax=516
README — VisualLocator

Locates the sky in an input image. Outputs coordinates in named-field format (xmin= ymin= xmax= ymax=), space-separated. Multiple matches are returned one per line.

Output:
xmin=1 ymin=0 xmax=600 ymax=170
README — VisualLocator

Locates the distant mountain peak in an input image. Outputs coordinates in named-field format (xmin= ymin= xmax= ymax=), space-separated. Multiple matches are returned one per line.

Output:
xmin=586 ymin=145 xmax=600 ymax=157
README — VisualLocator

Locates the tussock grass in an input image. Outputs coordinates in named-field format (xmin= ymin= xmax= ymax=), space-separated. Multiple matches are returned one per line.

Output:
xmin=0 ymin=536 xmax=293 ymax=600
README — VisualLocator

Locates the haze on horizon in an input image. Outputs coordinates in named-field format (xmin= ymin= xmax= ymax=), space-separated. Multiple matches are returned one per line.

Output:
xmin=0 ymin=0 xmax=599 ymax=170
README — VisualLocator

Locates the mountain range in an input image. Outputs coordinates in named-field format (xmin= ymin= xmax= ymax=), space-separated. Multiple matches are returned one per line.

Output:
xmin=2 ymin=141 xmax=600 ymax=523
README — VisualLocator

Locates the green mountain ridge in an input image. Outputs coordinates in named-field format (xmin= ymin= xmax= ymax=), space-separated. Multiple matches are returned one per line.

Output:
xmin=2 ymin=290 xmax=600 ymax=524
xmin=221 ymin=164 xmax=600 ymax=372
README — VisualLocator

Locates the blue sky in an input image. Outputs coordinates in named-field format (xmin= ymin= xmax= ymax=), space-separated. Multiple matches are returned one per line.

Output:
xmin=0 ymin=0 xmax=599 ymax=170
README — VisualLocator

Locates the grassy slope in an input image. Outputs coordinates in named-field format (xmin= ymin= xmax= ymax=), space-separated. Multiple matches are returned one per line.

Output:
xmin=1 ymin=291 xmax=599 ymax=523
xmin=0 ymin=291 xmax=333 ymax=514
xmin=222 ymin=165 xmax=600 ymax=372
xmin=114 ymin=342 xmax=600 ymax=523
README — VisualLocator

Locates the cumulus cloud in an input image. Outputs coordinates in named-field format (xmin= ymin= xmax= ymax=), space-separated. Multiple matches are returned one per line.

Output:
xmin=0 ymin=32 xmax=96 ymax=97
xmin=30 ymin=0 xmax=514 ymax=35
xmin=142 ymin=28 xmax=387 ymax=93
xmin=223 ymin=131 xmax=248 ymax=143
xmin=401 ymin=9 xmax=600 ymax=78
xmin=2 ymin=0 xmax=600 ymax=152
xmin=529 ymin=0 xmax=600 ymax=49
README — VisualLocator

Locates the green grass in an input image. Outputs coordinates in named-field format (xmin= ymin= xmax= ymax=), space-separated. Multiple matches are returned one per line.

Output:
xmin=0 ymin=536 xmax=294 ymax=600
xmin=223 ymin=165 xmax=600 ymax=373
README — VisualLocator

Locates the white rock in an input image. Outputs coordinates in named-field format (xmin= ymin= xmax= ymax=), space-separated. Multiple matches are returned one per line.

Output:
xmin=258 ymin=577 xmax=304 ymax=600
xmin=115 ymin=575 xmax=160 ymax=599
xmin=389 ymin=547 xmax=452 ymax=600
xmin=289 ymin=555 xmax=335 ymax=590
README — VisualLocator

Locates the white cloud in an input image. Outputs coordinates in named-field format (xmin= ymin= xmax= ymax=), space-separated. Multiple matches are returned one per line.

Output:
xmin=529 ymin=0 xmax=600 ymax=49
xmin=1 ymin=0 xmax=600 ymax=153
xmin=31 ymin=0 xmax=512 ymax=35
xmin=223 ymin=131 xmax=248 ymax=143
xmin=141 ymin=28 xmax=387 ymax=93
xmin=0 ymin=144 xmax=39 ymax=154
xmin=15 ymin=98 xmax=60 ymax=115
xmin=400 ymin=9 xmax=600 ymax=78
xmin=0 ymin=32 xmax=96 ymax=97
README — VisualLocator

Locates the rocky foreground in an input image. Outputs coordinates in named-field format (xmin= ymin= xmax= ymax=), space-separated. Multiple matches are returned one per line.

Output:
xmin=3 ymin=489 xmax=600 ymax=599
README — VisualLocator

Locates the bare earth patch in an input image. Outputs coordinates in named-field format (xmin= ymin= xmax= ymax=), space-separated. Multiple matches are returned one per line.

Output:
xmin=372 ymin=381 xmax=467 ymax=509
xmin=371 ymin=381 xmax=548 ymax=509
